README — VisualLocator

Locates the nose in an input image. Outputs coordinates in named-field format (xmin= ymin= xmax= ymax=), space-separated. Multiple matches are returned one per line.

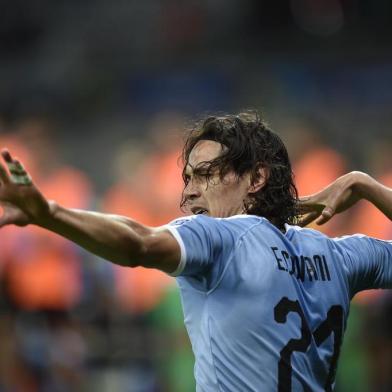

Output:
xmin=183 ymin=179 xmax=201 ymax=202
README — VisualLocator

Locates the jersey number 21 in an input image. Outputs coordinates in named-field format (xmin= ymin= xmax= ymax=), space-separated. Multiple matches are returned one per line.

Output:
xmin=274 ymin=297 xmax=344 ymax=392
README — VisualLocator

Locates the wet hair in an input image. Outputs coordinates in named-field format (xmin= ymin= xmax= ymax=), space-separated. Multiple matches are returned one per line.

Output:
xmin=181 ymin=111 xmax=299 ymax=230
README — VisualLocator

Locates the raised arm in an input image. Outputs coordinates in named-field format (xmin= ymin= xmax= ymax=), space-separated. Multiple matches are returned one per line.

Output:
xmin=299 ymin=171 xmax=392 ymax=226
xmin=0 ymin=149 xmax=180 ymax=273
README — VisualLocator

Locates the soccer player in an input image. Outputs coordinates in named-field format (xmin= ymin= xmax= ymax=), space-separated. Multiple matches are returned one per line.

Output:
xmin=0 ymin=112 xmax=391 ymax=391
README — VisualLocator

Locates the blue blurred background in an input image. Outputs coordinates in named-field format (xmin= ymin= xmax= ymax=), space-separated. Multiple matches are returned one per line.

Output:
xmin=0 ymin=0 xmax=391 ymax=391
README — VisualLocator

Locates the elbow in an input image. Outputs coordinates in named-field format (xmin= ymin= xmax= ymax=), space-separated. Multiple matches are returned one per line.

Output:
xmin=124 ymin=229 xmax=164 ymax=269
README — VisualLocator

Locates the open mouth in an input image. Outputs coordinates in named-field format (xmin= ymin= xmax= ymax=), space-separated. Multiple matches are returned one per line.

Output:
xmin=191 ymin=207 xmax=208 ymax=215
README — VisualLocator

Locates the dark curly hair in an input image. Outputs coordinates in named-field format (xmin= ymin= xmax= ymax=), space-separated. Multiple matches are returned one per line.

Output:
xmin=180 ymin=111 xmax=299 ymax=230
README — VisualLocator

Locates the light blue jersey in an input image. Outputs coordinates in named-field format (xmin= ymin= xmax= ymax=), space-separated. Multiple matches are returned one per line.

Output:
xmin=166 ymin=214 xmax=392 ymax=392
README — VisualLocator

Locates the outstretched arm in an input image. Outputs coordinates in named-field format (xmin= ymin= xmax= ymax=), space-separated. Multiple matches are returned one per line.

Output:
xmin=0 ymin=149 xmax=180 ymax=273
xmin=298 ymin=171 xmax=392 ymax=226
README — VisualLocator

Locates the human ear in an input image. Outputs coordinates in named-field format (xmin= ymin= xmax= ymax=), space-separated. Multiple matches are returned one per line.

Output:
xmin=248 ymin=166 xmax=268 ymax=194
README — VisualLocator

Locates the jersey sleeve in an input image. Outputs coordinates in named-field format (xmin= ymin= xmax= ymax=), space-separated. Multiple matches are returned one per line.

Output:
xmin=165 ymin=215 xmax=237 ymax=279
xmin=335 ymin=235 xmax=392 ymax=296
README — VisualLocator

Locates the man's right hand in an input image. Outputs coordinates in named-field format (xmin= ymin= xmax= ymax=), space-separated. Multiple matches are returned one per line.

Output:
xmin=0 ymin=149 xmax=50 ymax=227
xmin=0 ymin=148 xmax=181 ymax=272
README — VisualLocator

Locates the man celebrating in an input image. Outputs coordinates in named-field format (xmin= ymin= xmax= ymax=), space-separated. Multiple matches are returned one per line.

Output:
xmin=0 ymin=112 xmax=391 ymax=391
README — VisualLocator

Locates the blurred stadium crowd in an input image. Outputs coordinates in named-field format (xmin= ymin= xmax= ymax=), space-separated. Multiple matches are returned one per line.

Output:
xmin=0 ymin=0 xmax=392 ymax=391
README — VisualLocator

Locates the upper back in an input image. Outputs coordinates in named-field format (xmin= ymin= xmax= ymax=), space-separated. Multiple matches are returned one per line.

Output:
xmin=168 ymin=214 xmax=392 ymax=391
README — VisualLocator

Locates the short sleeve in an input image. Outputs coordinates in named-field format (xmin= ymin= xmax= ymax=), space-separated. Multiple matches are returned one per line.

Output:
xmin=165 ymin=215 xmax=237 ymax=278
xmin=335 ymin=235 xmax=392 ymax=295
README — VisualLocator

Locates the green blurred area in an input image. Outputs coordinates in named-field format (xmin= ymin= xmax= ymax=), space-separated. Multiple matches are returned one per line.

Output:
xmin=336 ymin=303 xmax=369 ymax=392
xmin=150 ymin=286 xmax=196 ymax=392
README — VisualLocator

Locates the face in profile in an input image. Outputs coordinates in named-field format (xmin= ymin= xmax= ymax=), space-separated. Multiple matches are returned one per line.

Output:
xmin=182 ymin=140 xmax=255 ymax=218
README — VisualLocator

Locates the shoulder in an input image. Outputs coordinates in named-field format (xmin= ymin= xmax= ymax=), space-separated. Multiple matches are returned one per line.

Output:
xmin=284 ymin=224 xmax=331 ymax=241
xmin=168 ymin=214 xmax=267 ymax=231
xmin=167 ymin=214 xmax=280 ymax=245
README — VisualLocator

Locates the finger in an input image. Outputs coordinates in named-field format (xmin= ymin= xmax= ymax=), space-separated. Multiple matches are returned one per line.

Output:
xmin=298 ymin=195 xmax=314 ymax=205
xmin=297 ymin=203 xmax=317 ymax=214
xmin=0 ymin=162 xmax=11 ymax=184
xmin=8 ymin=160 xmax=32 ymax=186
xmin=0 ymin=149 xmax=16 ymax=183
xmin=1 ymin=149 xmax=32 ymax=186
xmin=297 ymin=211 xmax=320 ymax=227
xmin=315 ymin=207 xmax=335 ymax=225
xmin=298 ymin=195 xmax=314 ymax=202
xmin=297 ymin=195 xmax=321 ymax=214
xmin=1 ymin=149 xmax=13 ymax=164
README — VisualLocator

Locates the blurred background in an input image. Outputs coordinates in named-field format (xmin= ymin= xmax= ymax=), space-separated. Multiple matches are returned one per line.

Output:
xmin=0 ymin=0 xmax=391 ymax=391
